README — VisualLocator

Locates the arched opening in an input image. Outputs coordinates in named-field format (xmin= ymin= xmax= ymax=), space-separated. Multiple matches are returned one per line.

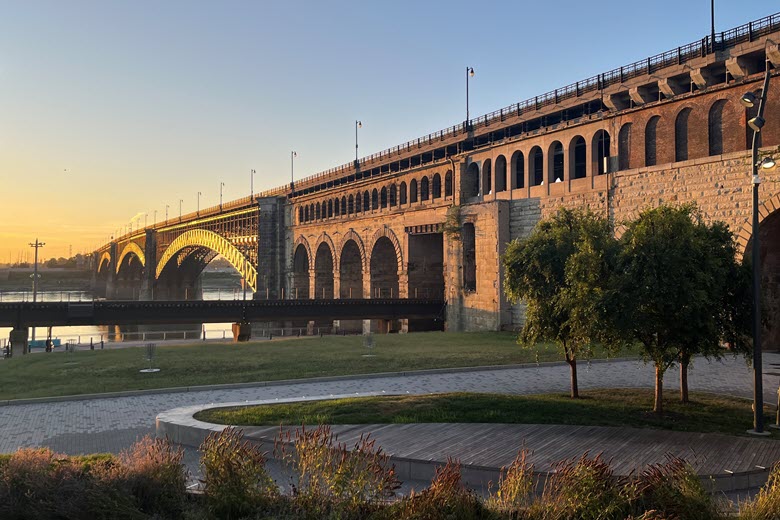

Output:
xmin=355 ymin=192 xmax=362 ymax=213
xmin=363 ymin=191 xmax=370 ymax=211
xmin=327 ymin=199 xmax=333 ymax=218
xmin=315 ymin=203 xmax=321 ymax=220
xmin=298 ymin=207 xmax=304 ymax=223
xmin=432 ymin=174 xmax=442 ymax=199
xmin=618 ymin=123 xmax=632 ymax=171
xmin=370 ymin=236 xmax=399 ymax=298
xmin=464 ymin=162 xmax=480 ymax=199
xmin=341 ymin=196 xmax=347 ymax=215
xmin=592 ymin=130 xmax=611 ymax=175
xmin=390 ymin=184 xmax=397 ymax=206
xmin=645 ymin=116 xmax=660 ymax=167
xmin=334 ymin=198 xmax=340 ymax=217
xmin=410 ymin=179 xmax=418 ymax=203
xmin=445 ymin=170 xmax=453 ymax=197
xmin=420 ymin=176 xmax=430 ymax=201
xmin=304 ymin=206 xmax=309 ymax=222
xmin=314 ymin=242 xmax=334 ymax=299
xmin=293 ymin=244 xmax=309 ymax=299
xmin=309 ymin=204 xmax=315 ymax=221
xmin=495 ymin=155 xmax=507 ymax=192
xmin=400 ymin=182 xmax=408 ymax=204
xmin=675 ymin=107 xmax=692 ymax=162
xmin=511 ymin=151 xmax=525 ymax=189
xmin=339 ymin=239 xmax=363 ymax=299
xmin=548 ymin=141 xmax=564 ymax=183
xmin=569 ymin=136 xmax=586 ymax=179
xmin=380 ymin=187 xmax=388 ymax=208
xmin=348 ymin=195 xmax=354 ymax=214
xmin=708 ymin=100 xmax=727 ymax=156
xmin=462 ymin=223 xmax=476 ymax=291
xmin=530 ymin=146 xmax=544 ymax=186
xmin=371 ymin=189 xmax=379 ymax=210
xmin=482 ymin=159 xmax=492 ymax=195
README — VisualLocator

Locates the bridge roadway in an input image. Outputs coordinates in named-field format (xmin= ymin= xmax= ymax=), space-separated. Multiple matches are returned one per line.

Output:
xmin=0 ymin=299 xmax=446 ymax=328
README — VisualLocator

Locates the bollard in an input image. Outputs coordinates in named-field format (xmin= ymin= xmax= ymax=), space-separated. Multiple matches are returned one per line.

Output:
xmin=100 ymin=340 xmax=104 ymax=350
xmin=90 ymin=338 xmax=94 ymax=351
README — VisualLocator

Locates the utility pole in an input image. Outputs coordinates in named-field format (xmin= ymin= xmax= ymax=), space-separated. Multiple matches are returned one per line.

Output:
xmin=29 ymin=239 xmax=45 ymax=343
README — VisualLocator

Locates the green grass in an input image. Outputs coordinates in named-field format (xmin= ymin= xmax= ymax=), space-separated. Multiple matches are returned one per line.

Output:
xmin=194 ymin=389 xmax=780 ymax=438
xmin=0 ymin=332 xmax=626 ymax=400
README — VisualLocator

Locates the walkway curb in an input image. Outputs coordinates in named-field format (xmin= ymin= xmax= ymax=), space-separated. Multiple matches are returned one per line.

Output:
xmin=156 ymin=394 xmax=773 ymax=494
xmin=0 ymin=357 xmax=638 ymax=407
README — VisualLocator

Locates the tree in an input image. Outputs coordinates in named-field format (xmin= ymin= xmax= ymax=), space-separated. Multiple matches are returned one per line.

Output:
xmin=610 ymin=204 xmax=743 ymax=412
xmin=503 ymin=208 xmax=617 ymax=398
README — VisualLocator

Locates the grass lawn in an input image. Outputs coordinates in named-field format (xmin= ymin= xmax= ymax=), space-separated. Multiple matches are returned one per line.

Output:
xmin=0 ymin=332 xmax=627 ymax=400
xmin=194 ymin=389 xmax=779 ymax=438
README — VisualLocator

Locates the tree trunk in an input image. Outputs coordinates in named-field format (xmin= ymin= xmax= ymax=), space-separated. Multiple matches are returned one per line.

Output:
xmin=680 ymin=359 xmax=689 ymax=404
xmin=654 ymin=364 xmax=664 ymax=415
xmin=568 ymin=358 xmax=579 ymax=399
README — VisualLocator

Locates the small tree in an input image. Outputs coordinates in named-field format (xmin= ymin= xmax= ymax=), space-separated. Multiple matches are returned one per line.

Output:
xmin=503 ymin=208 xmax=617 ymax=398
xmin=611 ymin=204 xmax=741 ymax=413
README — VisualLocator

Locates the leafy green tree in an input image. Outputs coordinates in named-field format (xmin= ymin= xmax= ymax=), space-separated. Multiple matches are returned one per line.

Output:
xmin=611 ymin=204 xmax=746 ymax=412
xmin=503 ymin=208 xmax=617 ymax=398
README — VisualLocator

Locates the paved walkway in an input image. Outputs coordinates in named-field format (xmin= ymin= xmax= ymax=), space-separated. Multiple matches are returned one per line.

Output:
xmin=1 ymin=352 xmax=779 ymax=457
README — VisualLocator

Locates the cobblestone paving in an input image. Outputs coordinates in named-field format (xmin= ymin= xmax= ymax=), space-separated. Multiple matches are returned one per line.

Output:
xmin=2 ymin=353 xmax=779 ymax=456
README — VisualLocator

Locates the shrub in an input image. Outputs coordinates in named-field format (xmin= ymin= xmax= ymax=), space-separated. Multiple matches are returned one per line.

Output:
xmin=738 ymin=461 xmax=780 ymax=520
xmin=389 ymin=458 xmax=491 ymax=520
xmin=113 ymin=435 xmax=188 ymax=517
xmin=275 ymin=425 xmax=400 ymax=519
xmin=624 ymin=456 xmax=720 ymax=520
xmin=487 ymin=448 xmax=535 ymax=515
xmin=200 ymin=426 xmax=278 ymax=518
xmin=530 ymin=453 xmax=627 ymax=520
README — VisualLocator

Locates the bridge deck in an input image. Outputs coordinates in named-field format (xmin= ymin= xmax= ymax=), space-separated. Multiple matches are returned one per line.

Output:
xmin=0 ymin=299 xmax=446 ymax=327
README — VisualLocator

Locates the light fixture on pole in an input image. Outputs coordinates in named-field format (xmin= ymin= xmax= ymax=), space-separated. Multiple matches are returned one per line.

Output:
xmin=154 ymin=210 xmax=157 ymax=225
xmin=220 ymin=182 xmax=225 ymax=211
xmin=179 ymin=199 xmax=183 ymax=222
xmin=355 ymin=121 xmax=362 ymax=164
xmin=466 ymin=66 xmax=475 ymax=124
xmin=29 ymin=239 xmax=44 ymax=343
xmin=290 ymin=151 xmax=297 ymax=191
xmin=739 ymin=58 xmax=773 ymax=435
xmin=250 ymin=169 xmax=256 ymax=199
xmin=197 ymin=191 xmax=202 ymax=217
xmin=165 ymin=205 xmax=169 ymax=223
xmin=144 ymin=213 xmax=148 ymax=228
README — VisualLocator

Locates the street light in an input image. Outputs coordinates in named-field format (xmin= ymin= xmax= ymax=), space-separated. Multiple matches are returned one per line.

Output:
xmin=355 ymin=120 xmax=362 ymax=164
xmin=290 ymin=151 xmax=297 ymax=191
xmin=179 ymin=199 xmax=183 ymax=221
xmin=740 ymin=58 xmax=773 ymax=435
xmin=165 ymin=204 xmax=169 ymax=223
xmin=197 ymin=191 xmax=202 ymax=216
xmin=220 ymin=182 xmax=225 ymax=211
xmin=153 ymin=210 xmax=157 ymax=225
xmin=466 ymin=66 xmax=475 ymax=123
xmin=29 ymin=239 xmax=44 ymax=343
xmin=250 ymin=169 xmax=255 ymax=199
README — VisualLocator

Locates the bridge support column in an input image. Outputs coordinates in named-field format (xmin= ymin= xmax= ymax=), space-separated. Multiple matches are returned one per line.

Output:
xmin=398 ymin=271 xmax=409 ymax=334
xmin=332 ymin=268 xmax=340 ymax=333
xmin=105 ymin=242 xmax=118 ymax=299
xmin=362 ymin=269 xmax=371 ymax=334
xmin=9 ymin=328 xmax=28 ymax=356
xmin=140 ymin=229 xmax=157 ymax=301
xmin=256 ymin=197 xmax=286 ymax=299
xmin=232 ymin=321 xmax=251 ymax=342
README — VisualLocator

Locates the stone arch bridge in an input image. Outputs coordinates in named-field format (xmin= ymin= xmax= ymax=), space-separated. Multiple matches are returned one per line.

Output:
xmin=95 ymin=13 xmax=780 ymax=341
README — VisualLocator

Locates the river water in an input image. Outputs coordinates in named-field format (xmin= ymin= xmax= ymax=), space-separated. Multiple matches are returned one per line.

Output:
xmin=0 ymin=288 xmax=243 ymax=348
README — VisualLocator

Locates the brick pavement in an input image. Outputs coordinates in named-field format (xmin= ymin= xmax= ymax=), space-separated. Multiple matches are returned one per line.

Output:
xmin=1 ymin=352 xmax=778 ymax=456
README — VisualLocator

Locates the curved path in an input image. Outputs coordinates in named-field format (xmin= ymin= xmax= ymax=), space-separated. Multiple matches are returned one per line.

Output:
xmin=1 ymin=353 xmax=779 ymax=456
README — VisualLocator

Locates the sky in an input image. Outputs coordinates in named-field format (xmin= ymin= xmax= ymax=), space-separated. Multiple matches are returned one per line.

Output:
xmin=0 ymin=1 xmax=774 ymax=261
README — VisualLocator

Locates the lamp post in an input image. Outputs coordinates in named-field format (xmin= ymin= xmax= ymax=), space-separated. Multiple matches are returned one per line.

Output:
xmin=290 ymin=151 xmax=297 ymax=191
xmin=220 ymin=182 xmax=225 ymax=211
xmin=466 ymin=66 xmax=475 ymax=124
xmin=740 ymin=59 xmax=773 ymax=435
xmin=179 ymin=199 xmax=183 ymax=222
xmin=29 ymin=239 xmax=44 ymax=343
xmin=153 ymin=210 xmax=157 ymax=225
xmin=197 ymin=191 xmax=202 ymax=217
xmin=355 ymin=121 xmax=362 ymax=164
xmin=165 ymin=204 xmax=169 ymax=223
xmin=250 ymin=169 xmax=255 ymax=199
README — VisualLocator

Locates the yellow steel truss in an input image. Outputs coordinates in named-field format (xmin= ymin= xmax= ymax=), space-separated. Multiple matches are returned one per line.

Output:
xmin=116 ymin=242 xmax=146 ymax=273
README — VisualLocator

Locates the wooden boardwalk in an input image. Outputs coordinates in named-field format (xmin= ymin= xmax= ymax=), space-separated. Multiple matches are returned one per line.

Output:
xmin=240 ymin=423 xmax=780 ymax=489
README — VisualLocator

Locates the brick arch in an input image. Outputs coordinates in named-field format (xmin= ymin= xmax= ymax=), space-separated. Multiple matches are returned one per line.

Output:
xmin=97 ymin=251 xmax=111 ymax=273
xmin=338 ymin=229 xmax=367 ymax=272
xmin=116 ymin=242 xmax=146 ymax=274
xmin=313 ymin=232 xmax=337 ymax=268
xmin=293 ymin=235 xmax=313 ymax=270
xmin=735 ymin=191 xmax=780 ymax=261
xmin=369 ymin=226 xmax=404 ymax=273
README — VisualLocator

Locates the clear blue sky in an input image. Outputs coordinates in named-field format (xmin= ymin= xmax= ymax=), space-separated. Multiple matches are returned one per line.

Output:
xmin=0 ymin=1 xmax=774 ymax=259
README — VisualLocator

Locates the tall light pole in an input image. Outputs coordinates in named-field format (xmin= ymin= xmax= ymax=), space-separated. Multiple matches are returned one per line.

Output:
xmin=197 ymin=191 xmax=202 ymax=216
xmin=355 ymin=121 xmax=362 ymax=164
xmin=29 ymin=239 xmax=44 ymax=342
xmin=154 ymin=210 xmax=157 ymax=225
xmin=179 ymin=199 xmax=183 ymax=222
xmin=250 ymin=169 xmax=255 ymax=198
xmin=290 ymin=151 xmax=297 ymax=191
xmin=740 ymin=59 xmax=773 ymax=435
xmin=144 ymin=213 xmax=148 ymax=228
xmin=466 ymin=66 xmax=475 ymax=124
xmin=220 ymin=182 xmax=225 ymax=210
xmin=165 ymin=204 xmax=169 ymax=223
xmin=710 ymin=0 xmax=716 ymax=54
